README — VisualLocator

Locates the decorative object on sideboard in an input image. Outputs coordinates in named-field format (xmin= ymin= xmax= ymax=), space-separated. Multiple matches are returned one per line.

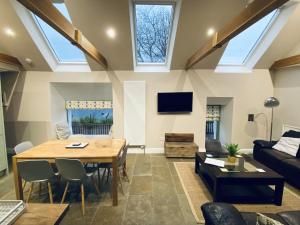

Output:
xmin=225 ymin=143 xmax=240 ymax=163
xmin=264 ymin=97 xmax=280 ymax=141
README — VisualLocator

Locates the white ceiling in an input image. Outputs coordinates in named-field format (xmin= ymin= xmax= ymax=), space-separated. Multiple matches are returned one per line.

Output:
xmin=0 ymin=0 xmax=298 ymax=71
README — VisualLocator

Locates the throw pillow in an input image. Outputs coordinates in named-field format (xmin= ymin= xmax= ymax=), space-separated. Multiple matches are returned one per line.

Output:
xmin=256 ymin=213 xmax=284 ymax=225
xmin=282 ymin=130 xmax=300 ymax=158
xmin=273 ymin=136 xmax=300 ymax=157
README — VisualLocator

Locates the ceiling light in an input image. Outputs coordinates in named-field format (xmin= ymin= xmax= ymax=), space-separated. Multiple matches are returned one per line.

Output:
xmin=4 ymin=27 xmax=16 ymax=37
xmin=25 ymin=58 xmax=33 ymax=65
xmin=207 ymin=28 xmax=215 ymax=37
xmin=106 ymin=27 xmax=116 ymax=39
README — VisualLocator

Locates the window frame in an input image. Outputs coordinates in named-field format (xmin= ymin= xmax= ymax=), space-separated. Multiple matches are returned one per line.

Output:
xmin=216 ymin=9 xmax=281 ymax=73
xmin=28 ymin=3 xmax=91 ymax=72
xmin=130 ymin=0 xmax=181 ymax=72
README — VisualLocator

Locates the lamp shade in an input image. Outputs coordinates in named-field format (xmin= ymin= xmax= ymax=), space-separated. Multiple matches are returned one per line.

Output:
xmin=264 ymin=97 xmax=280 ymax=108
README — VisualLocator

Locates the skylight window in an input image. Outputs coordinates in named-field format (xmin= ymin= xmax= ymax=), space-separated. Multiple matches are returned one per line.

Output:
xmin=219 ymin=10 xmax=278 ymax=65
xmin=133 ymin=3 xmax=175 ymax=65
xmin=33 ymin=3 xmax=86 ymax=63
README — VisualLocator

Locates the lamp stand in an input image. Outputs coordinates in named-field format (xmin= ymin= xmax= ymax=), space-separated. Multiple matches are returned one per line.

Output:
xmin=270 ymin=108 xmax=274 ymax=142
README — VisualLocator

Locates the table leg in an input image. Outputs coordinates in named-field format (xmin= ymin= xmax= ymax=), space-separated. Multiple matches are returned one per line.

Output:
xmin=213 ymin=181 xmax=220 ymax=202
xmin=13 ymin=156 xmax=23 ymax=200
xmin=274 ymin=181 xmax=284 ymax=206
xmin=112 ymin=157 xmax=118 ymax=206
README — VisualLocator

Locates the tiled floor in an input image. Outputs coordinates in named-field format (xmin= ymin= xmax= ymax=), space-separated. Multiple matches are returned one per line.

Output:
xmin=0 ymin=154 xmax=198 ymax=225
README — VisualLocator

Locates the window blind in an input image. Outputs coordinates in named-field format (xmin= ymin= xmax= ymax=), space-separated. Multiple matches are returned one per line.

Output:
xmin=206 ymin=105 xmax=220 ymax=121
xmin=65 ymin=101 xmax=112 ymax=109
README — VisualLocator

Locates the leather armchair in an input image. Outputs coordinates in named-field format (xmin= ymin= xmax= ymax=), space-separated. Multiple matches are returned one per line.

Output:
xmin=201 ymin=203 xmax=300 ymax=225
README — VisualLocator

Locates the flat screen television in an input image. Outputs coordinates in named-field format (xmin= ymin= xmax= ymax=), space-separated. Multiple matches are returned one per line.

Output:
xmin=157 ymin=92 xmax=193 ymax=113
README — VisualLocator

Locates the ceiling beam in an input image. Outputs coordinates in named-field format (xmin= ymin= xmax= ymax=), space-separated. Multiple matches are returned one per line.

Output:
xmin=270 ymin=54 xmax=300 ymax=70
xmin=0 ymin=53 xmax=23 ymax=68
xmin=16 ymin=0 xmax=108 ymax=69
xmin=185 ymin=0 xmax=289 ymax=70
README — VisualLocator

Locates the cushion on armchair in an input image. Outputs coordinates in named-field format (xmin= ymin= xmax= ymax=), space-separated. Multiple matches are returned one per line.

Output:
xmin=201 ymin=203 xmax=247 ymax=225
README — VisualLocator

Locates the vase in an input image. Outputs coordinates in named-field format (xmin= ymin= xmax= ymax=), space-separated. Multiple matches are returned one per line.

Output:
xmin=227 ymin=156 xmax=236 ymax=163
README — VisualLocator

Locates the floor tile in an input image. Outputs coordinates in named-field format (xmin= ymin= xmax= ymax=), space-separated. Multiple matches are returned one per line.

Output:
xmin=123 ymin=194 xmax=154 ymax=225
xmin=129 ymin=176 xmax=152 ymax=195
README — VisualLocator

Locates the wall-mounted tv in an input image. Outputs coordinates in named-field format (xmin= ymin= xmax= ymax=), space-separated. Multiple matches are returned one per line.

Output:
xmin=157 ymin=92 xmax=193 ymax=113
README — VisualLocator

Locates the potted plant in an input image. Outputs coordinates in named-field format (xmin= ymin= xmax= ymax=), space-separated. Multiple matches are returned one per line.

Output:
xmin=225 ymin=143 xmax=240 ymax=163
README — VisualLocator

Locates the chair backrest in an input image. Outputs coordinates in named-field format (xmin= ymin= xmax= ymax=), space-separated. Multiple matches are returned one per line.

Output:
xmin=118 ymin=144 xmax=129 ymax=167
xmin=55 ymin=158 xmax=86 ymax=181
xmin=18 ymin=160 xmax=55 ymax=182
xmin=205 ymin=139 xmax=226 ymax=154
xmin=14 ymin=141 xmax=33 ymax=154
xmin=56 ymin=122 xmax=71 ymax=140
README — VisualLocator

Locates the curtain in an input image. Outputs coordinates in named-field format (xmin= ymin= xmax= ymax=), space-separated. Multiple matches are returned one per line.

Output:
xmin=206 ymin=105 xmax=220 ymax=121
xmin=65 ymin=100 xmax=112 ymax=109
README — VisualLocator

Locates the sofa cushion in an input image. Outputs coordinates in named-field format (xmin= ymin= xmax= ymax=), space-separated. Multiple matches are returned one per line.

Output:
xmin=278 ymin=211 xmax=300 ymax=225
xmin=283 ymin=130 xmax=300 ymax=138
xmin=255 ymin=148 xmax=294 ymax=173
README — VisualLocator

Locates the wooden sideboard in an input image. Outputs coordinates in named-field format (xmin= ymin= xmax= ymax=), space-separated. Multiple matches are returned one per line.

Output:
xmin=164 ymin=133 xmax=198 ymax=158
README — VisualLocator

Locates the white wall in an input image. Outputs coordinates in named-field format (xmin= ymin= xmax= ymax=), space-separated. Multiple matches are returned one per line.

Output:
xmin=273 ymin=67 xmax=300 ymax=139
xmin=2 ymin=69 xmax=273 ymax=150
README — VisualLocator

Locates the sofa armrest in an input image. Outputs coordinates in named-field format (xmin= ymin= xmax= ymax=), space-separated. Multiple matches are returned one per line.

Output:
xmin=253 ymin=140 xmax=277 ymax=149
xmin=201 ymin=203 xmax=247 ymax=225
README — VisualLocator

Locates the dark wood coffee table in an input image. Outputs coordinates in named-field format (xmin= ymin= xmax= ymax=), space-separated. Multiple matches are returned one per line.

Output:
xmin=195 ymin=152 xmax=285 ymax=205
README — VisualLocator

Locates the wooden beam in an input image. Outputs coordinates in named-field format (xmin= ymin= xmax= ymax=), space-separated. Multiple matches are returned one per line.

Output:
xmin=17 ymin=0 xmax=108 ymax=68
xmin=185 ymin=0 xmax=289 ymax=70
xmin=0 ymin=53 xmax=23 ymax=68
xmin=270 ymin=54 xmax=300 ymax=70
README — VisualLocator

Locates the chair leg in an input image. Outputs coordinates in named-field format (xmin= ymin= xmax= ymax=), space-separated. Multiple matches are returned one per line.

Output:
xmin=61 ymin=182 xmax=69 ymax=204
xmin=101 ymin=168 xmax=107 ymax=181
xmin=123 ymin=164 xmax=129 ymax=182
xmin=91 ymin=176 xmax=100 ymax=195
xmin=118 ymin=171 xmax=124 ymax=195
xmin=106 ymin=168 xmax=111 ymax=182
xmin=26 ymin=183 xmax=34 ymax=203
xmin=97 ymin=167 xmax=101 ymax=185
xmin=48 ymin=182 xmax=53 ymax=204
xmin=22 ymin=181 xmax=27 ymax=191
xmin=80 ymin=184 xmax=85 ymax=216
xmin=38 ymin=182 xmax=42 ymax=196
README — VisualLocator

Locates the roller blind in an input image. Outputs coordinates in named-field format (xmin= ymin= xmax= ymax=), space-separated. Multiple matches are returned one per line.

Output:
xmin=65 ymin=100 xmax=112 ymax=109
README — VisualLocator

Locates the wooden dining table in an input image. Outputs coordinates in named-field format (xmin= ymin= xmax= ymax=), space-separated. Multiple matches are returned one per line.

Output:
xmin=12 ymin=138 xmax=126 ymax=206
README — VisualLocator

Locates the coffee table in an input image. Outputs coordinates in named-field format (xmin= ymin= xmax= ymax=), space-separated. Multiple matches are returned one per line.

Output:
xmin=195 ymin=152 xmax=285 ymax=205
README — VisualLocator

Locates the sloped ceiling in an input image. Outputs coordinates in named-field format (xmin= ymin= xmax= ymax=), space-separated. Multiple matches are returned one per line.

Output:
xmin=65 ymin=0 xmax=133 ymax=71
xmin=65 ymin=0 xmax=245 ymax=71
xmin=0 ymin=0 xmax=297 ymax=71
xmin=0 ymin=0 xmax=51 ymax=71
xmin=171 ymin=0 xmax=245 ymax=69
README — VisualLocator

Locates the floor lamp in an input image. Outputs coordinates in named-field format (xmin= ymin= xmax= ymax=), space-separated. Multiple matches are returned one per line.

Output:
xmin=264 ymin=97 xmax=280 ymax=141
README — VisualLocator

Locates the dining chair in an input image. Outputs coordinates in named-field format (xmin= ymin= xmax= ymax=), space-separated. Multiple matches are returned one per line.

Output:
xmin=18 ymin=160 xmax=56 ymax=203
xmin=55 ymin=158 xmax=100 ymax=216
xmin=14 ymin=141 xmax=33 ymax=154
xmin=98 ymin=144 xmax=129 ymax=194
xmin=14 ymin=141 xmax=34 ymax=190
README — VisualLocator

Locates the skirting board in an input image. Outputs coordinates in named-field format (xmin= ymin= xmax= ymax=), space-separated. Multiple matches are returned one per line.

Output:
xmin=128 ymin=148 xmax=253 ymax=154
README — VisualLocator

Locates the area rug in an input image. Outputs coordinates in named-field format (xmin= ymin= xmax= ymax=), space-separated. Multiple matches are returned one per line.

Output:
xmin=174 ymin=162 xmax=300 ymax=224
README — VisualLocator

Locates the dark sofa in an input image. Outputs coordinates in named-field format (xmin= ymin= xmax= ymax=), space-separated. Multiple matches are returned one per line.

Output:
xmin=201 ymin=202 xmax=300 ymax=225
xmin=253 ymin=130 xmax=300 ymax=189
